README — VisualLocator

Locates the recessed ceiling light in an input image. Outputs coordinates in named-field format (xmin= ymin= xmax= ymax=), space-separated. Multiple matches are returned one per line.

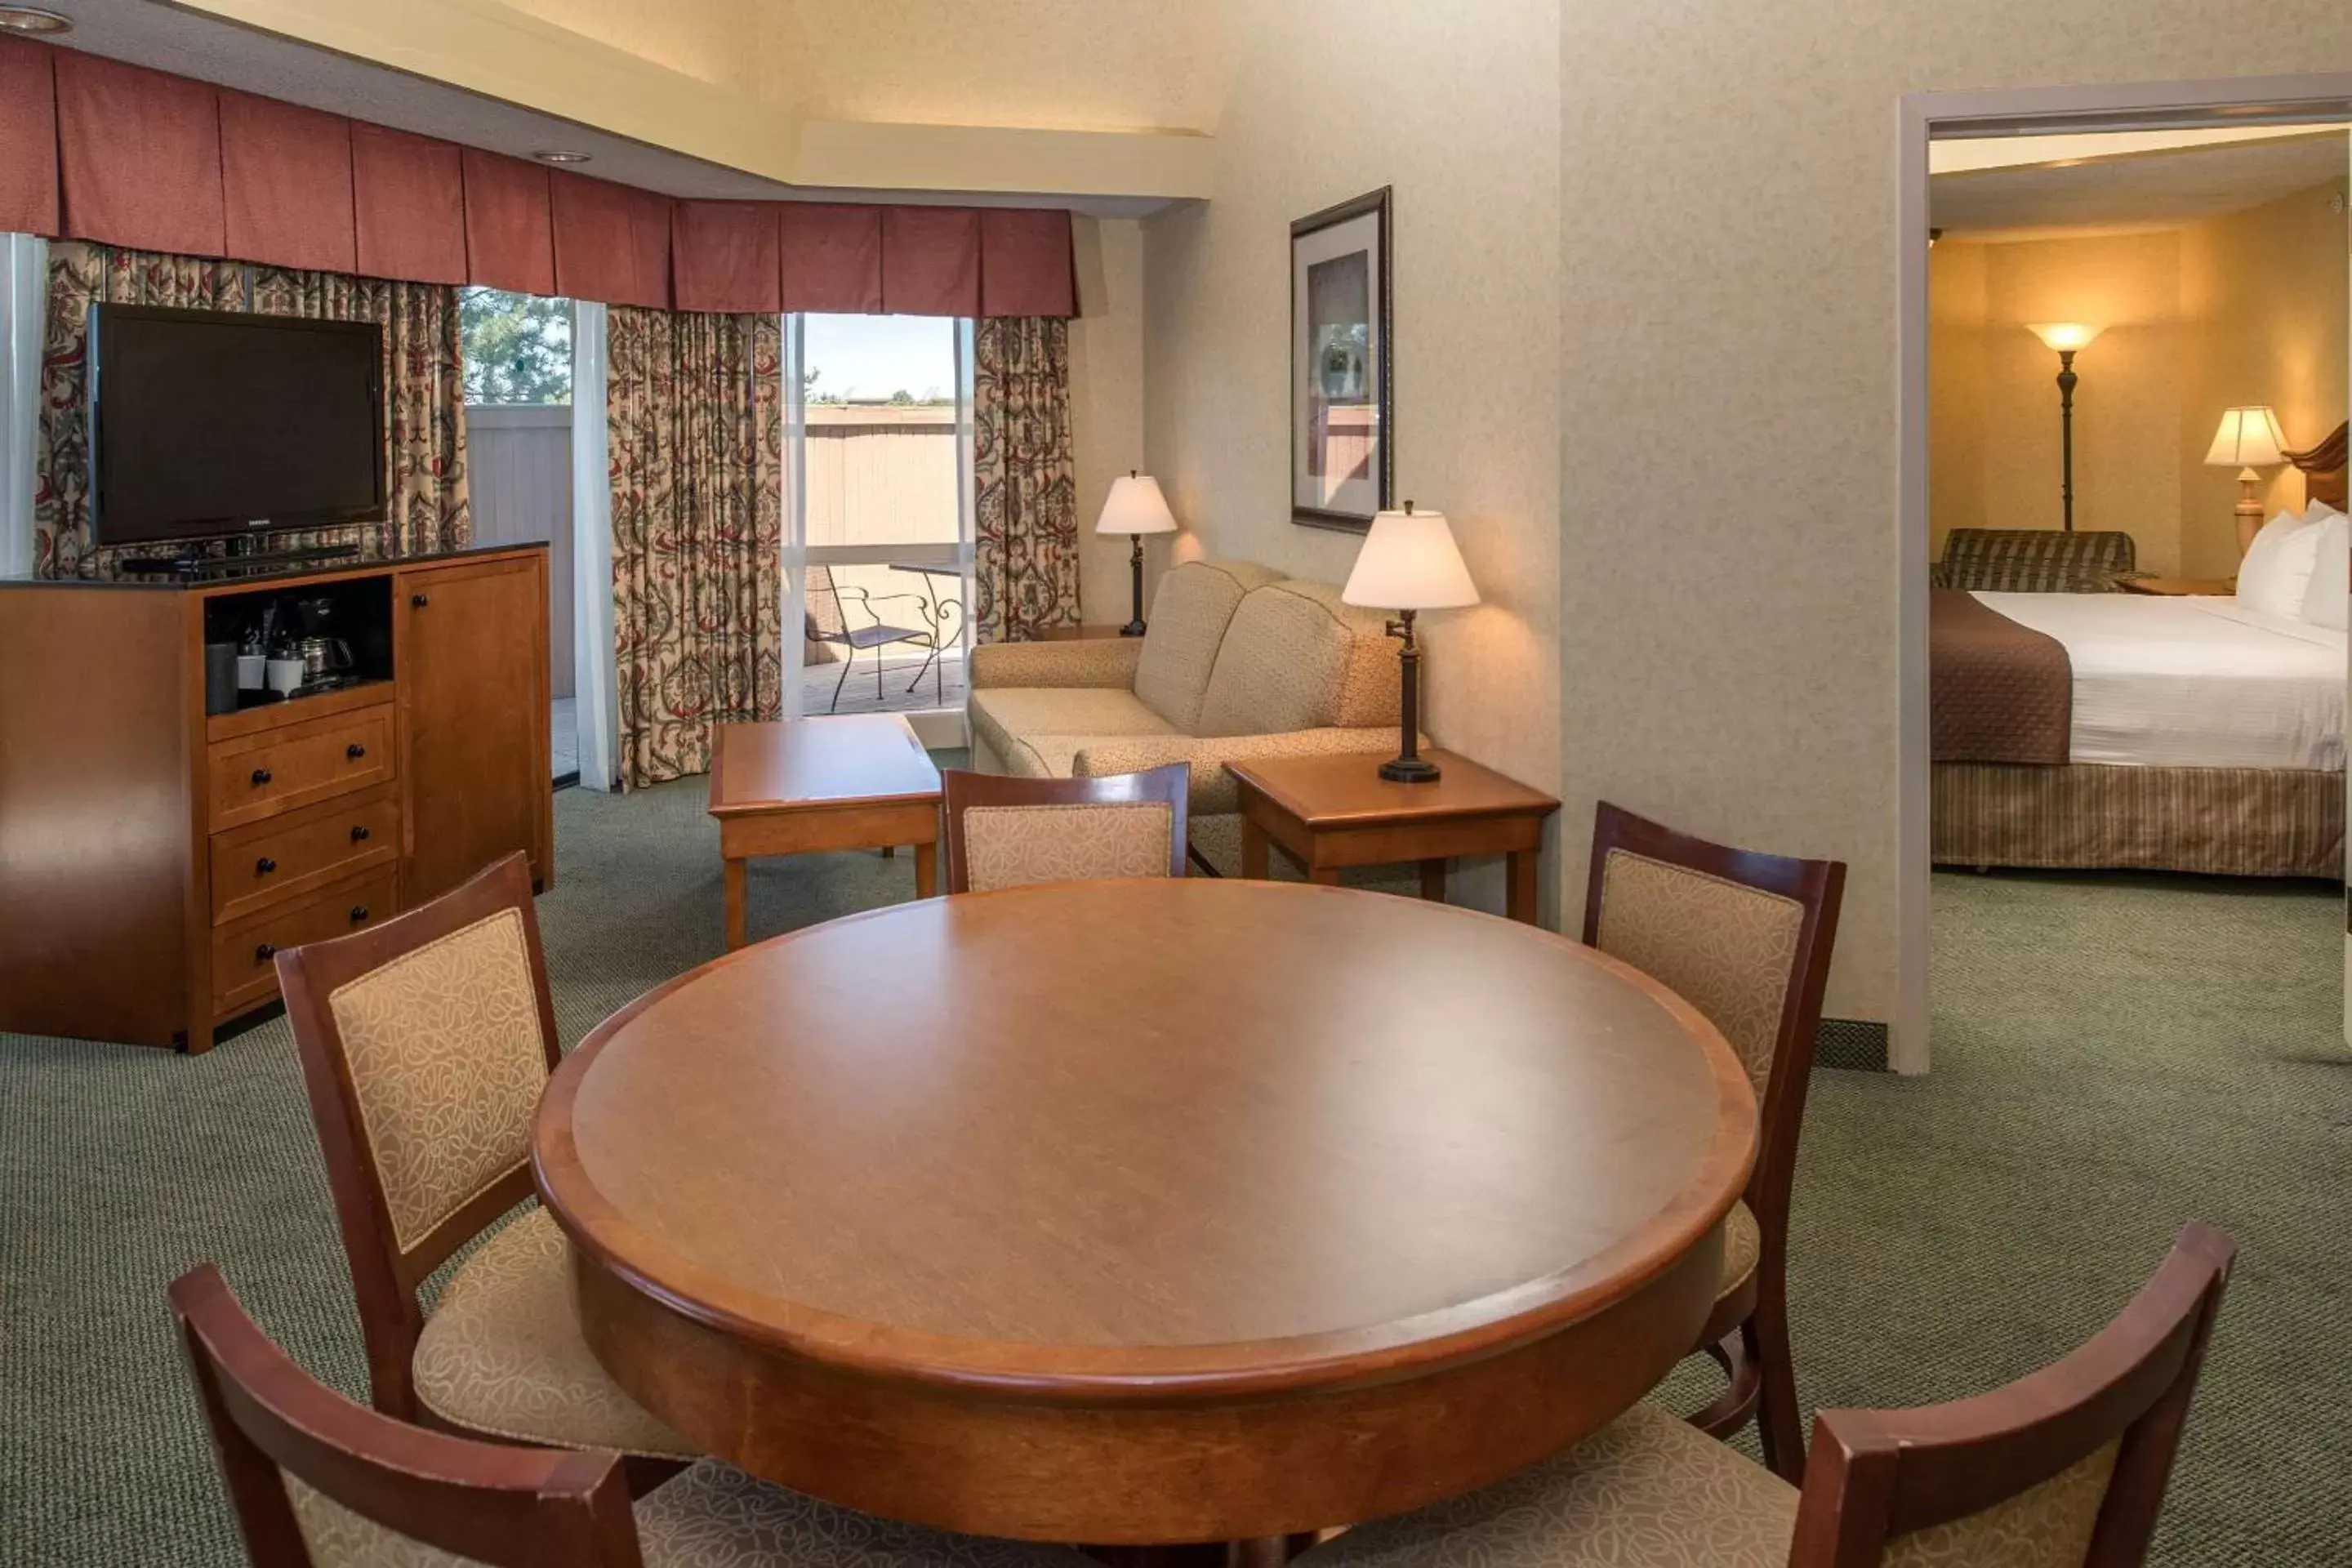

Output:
xmin=532 ymin=149 xmax=592 ymax=165
xmin=0 ymin=7 xmax=73 ymax=33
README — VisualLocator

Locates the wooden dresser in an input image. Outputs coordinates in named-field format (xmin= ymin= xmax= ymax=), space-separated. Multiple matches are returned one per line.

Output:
xmin=0 ymin=546 xmax=553 ymax=1053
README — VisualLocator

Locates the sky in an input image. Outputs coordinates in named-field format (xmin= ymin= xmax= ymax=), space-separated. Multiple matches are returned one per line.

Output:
xmin=804 ymin=314 xmax=960 ymax=403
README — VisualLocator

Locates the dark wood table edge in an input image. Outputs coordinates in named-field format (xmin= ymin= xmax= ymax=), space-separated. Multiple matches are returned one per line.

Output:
xmin=534 ymin=880 xmax=1758 ymax=1405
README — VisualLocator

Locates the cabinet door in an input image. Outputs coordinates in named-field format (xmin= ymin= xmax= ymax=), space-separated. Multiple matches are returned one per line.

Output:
xmin=398 ymin=555 xmax=552 ymax=905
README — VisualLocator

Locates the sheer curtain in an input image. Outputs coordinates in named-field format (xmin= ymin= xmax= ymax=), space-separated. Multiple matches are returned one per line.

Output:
xmin=571 ymin=301 xmax=619 ymax=791
xmin=0 ymin=234 xmax=42 ymax=577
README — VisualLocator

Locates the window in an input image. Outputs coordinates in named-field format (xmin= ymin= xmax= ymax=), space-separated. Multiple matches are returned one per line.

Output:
xmin=460 ymin=287 xmax=572 ymax=406
xmin=784 ymin=314 xmax=975 ymax=727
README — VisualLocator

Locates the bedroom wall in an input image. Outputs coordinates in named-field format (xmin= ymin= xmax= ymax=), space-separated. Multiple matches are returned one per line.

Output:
xmin=1929 ymin=241 xmax=1989 ymax=564
xmin=2179 ymin=176 xmax=2352 ymax=579
xmin=1561 ymin=2 xmax=2352 ymax=1030
xmin=1141 ymin=0 xmax=1563 ymax=916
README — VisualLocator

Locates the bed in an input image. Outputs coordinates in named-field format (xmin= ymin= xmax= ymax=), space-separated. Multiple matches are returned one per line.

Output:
xmin=1931 ymin=421 xmax=2348 ymax=880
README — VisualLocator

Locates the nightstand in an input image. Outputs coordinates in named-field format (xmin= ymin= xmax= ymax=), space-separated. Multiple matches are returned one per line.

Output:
xmin=2119 ymin=577 xmax=2234 ymax=596
xmin=1225 ymin=750 xmax=1560 ymax=924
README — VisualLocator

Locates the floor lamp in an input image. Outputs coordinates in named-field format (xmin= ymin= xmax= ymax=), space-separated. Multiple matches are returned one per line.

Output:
xmin=2204 ymin=407 xmax=2287 ymax=556
xmin=2027 ymin=323 xmax=2103 ymax=531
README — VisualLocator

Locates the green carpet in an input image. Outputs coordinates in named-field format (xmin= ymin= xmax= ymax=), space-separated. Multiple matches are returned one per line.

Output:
xmin=2 ymin=786 xmax=2344 ymax=1564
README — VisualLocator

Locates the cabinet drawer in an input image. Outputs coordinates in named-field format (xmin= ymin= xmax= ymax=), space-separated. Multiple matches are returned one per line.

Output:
xmin=211 ymin=868 xmax=399 ymax=1019
xmin=210 ymin=786 xmax=400 ymax=926
xmin=208 ymin=705 xmax=394 ymax=832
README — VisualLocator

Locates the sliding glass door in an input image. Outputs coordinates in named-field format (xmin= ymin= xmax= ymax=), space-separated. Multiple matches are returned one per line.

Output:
xmin=781 ymin=313 xmax=976 ymax=745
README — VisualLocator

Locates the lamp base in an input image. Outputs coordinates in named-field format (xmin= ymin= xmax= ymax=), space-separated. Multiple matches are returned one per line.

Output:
xmin=1379 ymin=755 xmax=1442 ymax=784
xmin=1119 ymin=619 xmax=1147 ymax=638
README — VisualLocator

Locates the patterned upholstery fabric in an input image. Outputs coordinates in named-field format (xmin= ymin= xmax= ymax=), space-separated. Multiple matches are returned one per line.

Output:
xmin=1132 ymin=560 xmax=1281 ymax=730
xmin=412 ymin=1207 xmax=697 ymax=1459
xmin=1717 ymin=1200 xmax=1760 ymax=1300
xmin=967 ymin=688 xmax=1177 ymax=779
xmin=961 ymin=803 xmax=1177 ymax=893
xmin=967 ymin=636 xmax=1143 ymax=691
xmin=283 ymin=1458 xmax=1097 ymax=1568
xmin=1195 ymin=581 xmax=1376 ymax=738
xmin=1296 ymin=1403 xmax=1797 ymax=1568
xmin=1882 ymin=1441 xmax=2119 ymax=1568
xmin=1936 ymin=529 xmax=2139 ymax=594
xmin=1594 ymin=850 xmax=1803 ymax=1096
xmin=326 ymin=911 xmax=547 ymax=1252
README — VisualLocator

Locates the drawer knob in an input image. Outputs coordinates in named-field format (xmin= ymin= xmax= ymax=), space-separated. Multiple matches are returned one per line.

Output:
xmin=255 ymin=857 xmax=277 ymax=876
xmin=350 ymin=825 xmax=371 ymax=843
xmin=411 ymin=592 xmax=430 ymax=608
xmin=250 ymin=767 xmax=273 ymax=786
xmin=350 ymin=905 xmax=371 ymax=924
xmin=346 ymin=743 xmax=368 ymax=760
xmin=254 ymin=942 xmax=276 ymax=964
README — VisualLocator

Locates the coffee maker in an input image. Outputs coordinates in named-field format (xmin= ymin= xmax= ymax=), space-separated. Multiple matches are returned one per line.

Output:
xmin=290 ymin=595 xmax=354 ymax=688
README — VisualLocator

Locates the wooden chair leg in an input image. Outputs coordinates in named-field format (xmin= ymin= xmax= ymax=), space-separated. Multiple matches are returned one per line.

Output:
xmin=1750 ymin=1289 xmax=1806 ymax=1483
xmin=1688 ymin=1323 xmax=1762 ymax=1441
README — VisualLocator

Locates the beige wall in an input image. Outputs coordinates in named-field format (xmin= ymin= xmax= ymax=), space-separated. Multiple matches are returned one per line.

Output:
xmin=1070 ymin=218 xmax=1153 ymax=630
xmin=1561 ymin=4 xmax=2352 ymax=1024
xmin=1141 ymin=0 xmax=1563 ymax=917
xmin=2180 ymin=177 xmax=2352 ymax=577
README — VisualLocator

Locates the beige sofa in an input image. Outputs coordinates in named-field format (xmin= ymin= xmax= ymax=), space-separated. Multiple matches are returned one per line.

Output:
xmin=967 ymin=559 xmax=1406 ymax=874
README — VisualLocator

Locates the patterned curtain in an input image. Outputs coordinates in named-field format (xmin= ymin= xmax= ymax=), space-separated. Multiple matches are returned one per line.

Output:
xmin=32 ymin=242 xmax=470 ymax=578
xmin=608 ymin=305 xmax=783 ymax=791
xmin=973 ymin=317 xmax=1079 ymax=643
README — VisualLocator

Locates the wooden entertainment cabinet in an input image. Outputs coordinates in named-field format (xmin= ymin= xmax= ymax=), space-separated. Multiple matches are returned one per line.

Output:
xmin=0 ymin=546 xmax=554 ymax=1054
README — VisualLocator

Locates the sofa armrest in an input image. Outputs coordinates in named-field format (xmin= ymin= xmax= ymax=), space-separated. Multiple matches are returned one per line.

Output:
xmin=1071 ymin=728 xmax=1412 ymax=815
xmin=969 ymin=637 xmax=1144 ymax=690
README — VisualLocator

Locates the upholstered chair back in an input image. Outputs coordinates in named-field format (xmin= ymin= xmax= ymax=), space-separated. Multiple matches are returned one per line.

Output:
xmin=276 ymin=853 xmax=564 ymax=1421
xmin=942 ymin=765 xmax=1190 ymax=894
xmin=1133 ymin=559 xmax=1281 ymax=730
xmin=1194 ymin=581 xmax=1398 ymax=738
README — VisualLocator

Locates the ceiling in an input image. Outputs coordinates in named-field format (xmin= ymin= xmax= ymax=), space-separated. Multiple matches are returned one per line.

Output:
xmin=1932 ymin=129 xmax=2350 ymax=243
xmin=35 ymin=0 xmax=1190 ymax=214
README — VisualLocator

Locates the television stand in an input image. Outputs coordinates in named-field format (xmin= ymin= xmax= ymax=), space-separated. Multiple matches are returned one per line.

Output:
xmin=118 ymin=543 xmax=363 ymax=581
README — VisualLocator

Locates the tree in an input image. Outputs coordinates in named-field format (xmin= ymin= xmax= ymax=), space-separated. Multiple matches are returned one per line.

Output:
xmin=460 ymin=288 xmax=572 ymax=405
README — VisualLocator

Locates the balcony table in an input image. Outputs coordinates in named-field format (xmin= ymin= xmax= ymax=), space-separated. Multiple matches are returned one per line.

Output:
xmin=533 ymin=877 xmax=1756 ymax=1545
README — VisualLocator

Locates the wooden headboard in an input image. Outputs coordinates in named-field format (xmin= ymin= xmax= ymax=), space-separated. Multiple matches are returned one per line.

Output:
xmin=2290 ymin=421 xmax=2347 ymax=512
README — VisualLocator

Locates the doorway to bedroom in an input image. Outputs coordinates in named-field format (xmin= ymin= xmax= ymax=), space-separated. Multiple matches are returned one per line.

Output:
xmin=1909 ymin=100 xmax=2350 ymax=1080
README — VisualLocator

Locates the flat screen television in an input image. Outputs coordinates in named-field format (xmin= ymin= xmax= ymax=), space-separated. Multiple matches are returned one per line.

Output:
xmin=87 ymin=304 xmax=385 ymax=547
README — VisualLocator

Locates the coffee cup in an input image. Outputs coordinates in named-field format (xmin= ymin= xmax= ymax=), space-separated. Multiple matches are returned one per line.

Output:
xmin=237 ymin=653 xmax=266 ymax=690
xmin=265 ymin=657 xmax=307 ymax=697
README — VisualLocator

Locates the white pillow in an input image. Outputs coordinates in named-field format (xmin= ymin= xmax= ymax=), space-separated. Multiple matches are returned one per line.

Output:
xmin=2298 ymin=511 xmax=2349 ymax=630
xmin=2237 ymin=508 xmax=2323 ymax=620
xmin=2305 ymin=497 xmax=2345 ymax=527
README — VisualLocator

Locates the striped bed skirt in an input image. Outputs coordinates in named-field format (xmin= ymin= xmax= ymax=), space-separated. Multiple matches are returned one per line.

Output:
xmin=1932 ymin=763 xmax=2344 ymax=880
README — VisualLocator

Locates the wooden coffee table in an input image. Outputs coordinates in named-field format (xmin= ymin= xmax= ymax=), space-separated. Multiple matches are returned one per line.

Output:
xmin=537 ymin=880 xmax=1753 ymax=1544
xmin=706 ymin=716 xmax=940 ymax=950
xmin=1227 ymin=750 xmax=1561 ymax=924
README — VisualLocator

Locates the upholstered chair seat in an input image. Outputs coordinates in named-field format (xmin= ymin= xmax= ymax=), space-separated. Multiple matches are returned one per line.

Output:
xmin=412 ymin=1206 xmax=692 ymax=1458
xmin=1299 ymin=1405 xmax=1799 ymax=1568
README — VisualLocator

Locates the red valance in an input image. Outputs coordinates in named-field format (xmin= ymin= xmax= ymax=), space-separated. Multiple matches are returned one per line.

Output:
xmin=0 ymin=36 xmax=58 ymax=238
xmin=56 ymin=51 xmax=225 ymax=257
xmin=220 ymin=91 xmax=356 ymax=274
xmin=8 ymin=38 xmax=1078 ymax=318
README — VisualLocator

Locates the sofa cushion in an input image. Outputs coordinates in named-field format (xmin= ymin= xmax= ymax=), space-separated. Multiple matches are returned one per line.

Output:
xmin=1133 ymin=559 xmax=1281 ymax=731
xmin=969 ymin=687 xmax=1177 ymax=777
xmin=1195 ymin=581 xmax=1394 ymax=737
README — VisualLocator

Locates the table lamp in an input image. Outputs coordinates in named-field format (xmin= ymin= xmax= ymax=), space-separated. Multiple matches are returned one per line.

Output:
xmin=1342 ymin=501 xmax=1479 ymax=783
xmin=1095 ymin=471 xmax=1179 ymax=636
xmin=2027 ymin=323 xmax=2104 ymax=531
xmin=2204 ymin=406 xmax=2288 ymax=555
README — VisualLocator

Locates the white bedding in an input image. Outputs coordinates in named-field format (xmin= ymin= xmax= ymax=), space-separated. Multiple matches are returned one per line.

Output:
xmin=1971 ymin=591 xmax=2345 ymax=772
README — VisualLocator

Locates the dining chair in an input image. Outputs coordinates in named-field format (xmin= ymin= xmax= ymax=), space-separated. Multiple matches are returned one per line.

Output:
xmin=168 ymin=1262 xmax=1098 ymax=1568
xmin=1581 ymin=800 xmax=1846 ymax=1481
xmin=940 ymin=764 xmax=1190 ymax=893
xmin=1294 ymin=1223 xmax=2234 ymax=1568
xmin=274 ymin=851 xmax=697 ymax=1463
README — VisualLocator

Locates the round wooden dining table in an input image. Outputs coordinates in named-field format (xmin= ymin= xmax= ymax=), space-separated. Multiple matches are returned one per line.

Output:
xmin=534 ymin=878 xmax=1756 ymax=1545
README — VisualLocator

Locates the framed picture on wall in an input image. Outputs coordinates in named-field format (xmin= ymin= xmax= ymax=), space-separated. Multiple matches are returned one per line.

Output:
xmin=1290 ymin=187 xmax=1392 ymax=531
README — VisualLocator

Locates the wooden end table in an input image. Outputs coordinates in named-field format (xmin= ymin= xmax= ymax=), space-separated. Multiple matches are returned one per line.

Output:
xmin=1226 ymin=750 xmax=1561 ymax=924
xmin=706 ymin=716 xmax=940 ymax=950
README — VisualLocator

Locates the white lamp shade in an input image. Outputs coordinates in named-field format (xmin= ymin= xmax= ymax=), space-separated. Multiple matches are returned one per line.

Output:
xmin=1094 ymin=473 xmax=1178 ymax=536
xmin=2203 ymin=407 xmax=2287 ymax=468
xmin=2027 ymin=322 xmax=2104 ymax=353
xmin=1342 ymin=507 xmax=1480 ymax=611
